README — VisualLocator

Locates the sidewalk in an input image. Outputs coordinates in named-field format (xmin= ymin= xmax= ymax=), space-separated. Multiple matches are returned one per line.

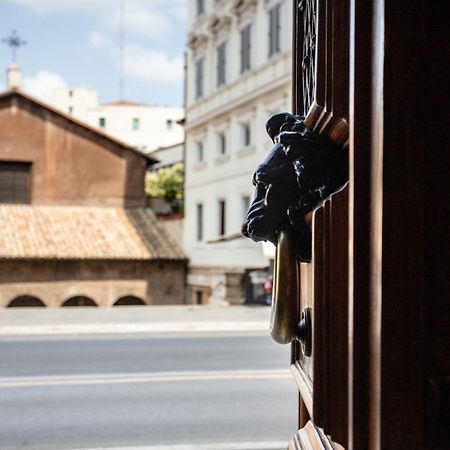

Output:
xmin=0 ymin=305 xmax=271 ymax=336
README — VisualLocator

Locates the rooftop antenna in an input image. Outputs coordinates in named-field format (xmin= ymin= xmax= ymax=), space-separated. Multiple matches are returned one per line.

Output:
xmin=119 ymin=0 xmax=125 ymax=101
xmin=2 ymin=30 xmax=27 ymax=63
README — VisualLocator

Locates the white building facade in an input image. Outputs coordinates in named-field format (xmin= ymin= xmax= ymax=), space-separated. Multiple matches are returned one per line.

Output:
xmin=49 ymin=87 xmax=184 ymax=153
xmin=184 ymin=0 xmax=292 ymax=304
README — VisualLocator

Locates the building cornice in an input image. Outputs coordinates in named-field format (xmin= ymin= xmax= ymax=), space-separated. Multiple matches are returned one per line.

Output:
xmin=208 ymin=13 xmax=233 ymax=35
xmin=231 ymin=0 xmax=258 ymax=17
xmin=187 ymin=31 xmax=209 ymax=51
xmin=185 ymin=73 xmax=291 ymax=131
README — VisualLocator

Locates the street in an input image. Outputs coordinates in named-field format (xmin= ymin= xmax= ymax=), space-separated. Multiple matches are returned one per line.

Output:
xmin=0 ymin=308 xmax=298 ymax=450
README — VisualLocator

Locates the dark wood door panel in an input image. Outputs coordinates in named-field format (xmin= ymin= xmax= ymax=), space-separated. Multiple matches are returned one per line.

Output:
xmin=291 ymin=185 xmax=349 ymax=449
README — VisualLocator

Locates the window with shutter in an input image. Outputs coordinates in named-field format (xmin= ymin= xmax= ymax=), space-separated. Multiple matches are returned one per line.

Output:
xmin=218 ymin=199 xmax=226 ymax=236
xmin=269 ymin=3 xmax=281 ymax=57
xmin=196 ymin=203 xmax=203 ymax=241
xmin=0 ymin=161 xmax=31 ymax=204
xmin=195 ymin=58 xmax=204 ymax=99
xmin=217 ymin=41 xmax=227 ymax=87
xmin=217 ymin=132 xmax=226 ymax=155
xmin=196 ymin=0 xmax=205 ymax=17
xmin=197 ymin=141 xmax=204 ymax=162
xmin=240 ymin=24 xmax=252 ymax=74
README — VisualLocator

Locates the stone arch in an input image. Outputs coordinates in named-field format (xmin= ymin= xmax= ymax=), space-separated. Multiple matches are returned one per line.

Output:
xmin=113 ymin=295 xmax=147 ymax=306
xmin=61 ymin=296 xmax=98 ymax=307
xmin=7 ymin=295 xmax=46 ymax=308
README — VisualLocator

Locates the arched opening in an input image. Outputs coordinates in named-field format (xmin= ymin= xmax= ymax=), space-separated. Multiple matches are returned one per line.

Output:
xmin=113 ymin=296 xmax=146 ymax=306
xmin=7 ymin=295 xmax=46 ymax=308
xmin=62 ymin=296 xmax=98 ymax=307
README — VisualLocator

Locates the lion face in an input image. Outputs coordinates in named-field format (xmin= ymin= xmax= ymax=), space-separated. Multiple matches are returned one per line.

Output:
xmin=242 ymin=113 xmax=348 ymax=262
xmin=241 ymin=143 xmax=299 ymax=245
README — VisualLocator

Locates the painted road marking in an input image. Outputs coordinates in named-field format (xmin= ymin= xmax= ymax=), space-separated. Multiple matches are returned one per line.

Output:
xmin=0 ymin=321 xmax=268 ymax=336
xmin=0 ymin=370 xmax=291 ymax=388
xmin=58 ymin=443 xmax=287 ymax=450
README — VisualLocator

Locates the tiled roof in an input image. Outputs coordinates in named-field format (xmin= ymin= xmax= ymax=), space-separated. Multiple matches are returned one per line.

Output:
xmin=0 ymin=205 xmax=186 ymax=261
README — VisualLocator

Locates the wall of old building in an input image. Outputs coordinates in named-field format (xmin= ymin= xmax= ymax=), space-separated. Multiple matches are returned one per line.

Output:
xmin=183 ymin=0 xmax=290 ymax=304
xmin=0 ymin=95 xmax=148 ymax=207
xmin=0 ymin=260 xmax=186 ymax=307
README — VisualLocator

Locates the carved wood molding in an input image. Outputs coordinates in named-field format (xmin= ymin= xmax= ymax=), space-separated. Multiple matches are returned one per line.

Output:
xmin=311 ymin=185 xmax=349 ymax=446
xmin=291 ymin=361 xmax=313 ymax=415
xmin=293 ymin=0 xmax=350 ymax=147
xmin=288 ymin=421 xmax=345 ymax=450
xmin=304 ymin=103 xmax=349 ymax=147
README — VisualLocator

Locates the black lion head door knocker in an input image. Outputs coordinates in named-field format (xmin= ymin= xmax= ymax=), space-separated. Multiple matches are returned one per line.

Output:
xmin=242 ymin=112 xmax=348 ymax=262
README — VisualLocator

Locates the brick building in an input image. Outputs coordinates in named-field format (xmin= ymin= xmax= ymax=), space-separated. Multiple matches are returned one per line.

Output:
xmin=0 ymin=90 xmax=187 ymax=307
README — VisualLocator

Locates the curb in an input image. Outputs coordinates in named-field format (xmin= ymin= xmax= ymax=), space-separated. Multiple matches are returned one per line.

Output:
xmin=0 ymin=321 xmax=269 ymax=336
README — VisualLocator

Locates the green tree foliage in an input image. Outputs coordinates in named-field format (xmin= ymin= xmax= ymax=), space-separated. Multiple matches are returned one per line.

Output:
xmin=145 ymin=163 xmax=183 ymax=203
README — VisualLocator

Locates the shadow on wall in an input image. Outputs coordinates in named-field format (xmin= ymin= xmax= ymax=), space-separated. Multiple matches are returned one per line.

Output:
xmin=61 ymin=296 xmax=98 ymax=307
xmin=6 ymin=294 xmax=147 ymax=307
xmin=113 ymin=296 xmax=146 ymax=306
xmin=7 ymin=295 xmax=46 ymax=307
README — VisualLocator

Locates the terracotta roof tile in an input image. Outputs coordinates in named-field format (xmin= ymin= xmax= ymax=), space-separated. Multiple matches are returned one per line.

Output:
xmin=0 ymin=205 xmax=185 ymax=260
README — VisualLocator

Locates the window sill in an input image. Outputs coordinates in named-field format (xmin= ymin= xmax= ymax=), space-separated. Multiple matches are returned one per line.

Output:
xmin=214 ymin=154 xmax=230 ymax=165
xmin=193 ymin=161 xmax=207 ymax=171
xmin=268 ymin=50 xmax=282 ymax=60
xmin=237 ymin=146 xmax=256 ymax=157
xmin=215 ymin=82 xmax=227 ymax=93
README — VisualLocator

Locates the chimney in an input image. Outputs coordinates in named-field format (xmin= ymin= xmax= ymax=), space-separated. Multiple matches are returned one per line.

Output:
xmin=6 ymin=63 xmax=22 ymax=90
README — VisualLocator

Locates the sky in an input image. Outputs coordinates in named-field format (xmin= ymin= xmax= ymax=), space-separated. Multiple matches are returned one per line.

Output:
xmin=0 ymin=0 xmax=187 ymax=106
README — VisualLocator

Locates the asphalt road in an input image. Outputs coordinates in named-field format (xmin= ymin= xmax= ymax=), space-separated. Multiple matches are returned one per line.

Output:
xmin=0 ymin=332 xmax=298 ymax=450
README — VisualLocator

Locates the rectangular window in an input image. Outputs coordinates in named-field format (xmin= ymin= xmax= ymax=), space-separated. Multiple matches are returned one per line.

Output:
xmin=0 ymin=161 xmax=31 ymax=204
xmin=268 ymin=3 xmax=281 ymax=57
xmin=196 ymin=203 xmax=203 ymax=241
xmin=99 ymin=117 xmax=106 ymax=128
xmin=216 ymin=41 xmax=227 ymax=87
xmin=68 ymin=106 xmax=73 ymax=114
xmin=218 ymin=199 xmax=226 ymax=236
xmin=197 ymin=141 xmax=204 ymax=162
xmin=242 ymin=195 xmax=251 ymax=219
xmin=217 ymin=132 xmax=226 ymax=155
xmin=166 ymin=119 xmax=173 ymax=129
xmin=196 ymin=0 xmax=205 ymax=16
xmin=195 ymin=58 xmax=204 ymax=99
xmin=132 ymin=118 xmax=140 ymax=130
xmin=240 ymin=24 xmax=252 ymax=73
xmin=242 ymin=123 xmax=251 ymax=147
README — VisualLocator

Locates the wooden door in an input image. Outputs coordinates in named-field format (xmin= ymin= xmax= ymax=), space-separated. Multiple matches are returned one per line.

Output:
xmin=283 ymin=2 xmax=449 ymax=449
xmin=287 ymin=1 xmax=350 ymax=448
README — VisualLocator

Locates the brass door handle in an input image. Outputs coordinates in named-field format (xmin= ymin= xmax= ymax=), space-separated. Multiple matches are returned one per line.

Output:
xmin=270 ymin=230 xmax=312 ymax=356
xmin=270 ymin=230 xmax=299 ymax=344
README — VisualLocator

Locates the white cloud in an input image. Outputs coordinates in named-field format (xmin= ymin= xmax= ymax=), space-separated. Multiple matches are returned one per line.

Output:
xmin=87 ymin=34 xmax=184 ymax=86
xmin=111 ymin=3 xmax=170 ymax=38
xmin=10 ymin=0 xmax=186 ymax=38
xmin=124 ymin=45 xmax=183 ymax=84
xmin=10 ymin=0 xmax=104 ymax=14
xmin=88 ymin=31 xmax=113 ymax=49
xmin=23 ymin=71 xmax=67 ymax=100
xmin=9 ymin=0 xmax=187 ymax=91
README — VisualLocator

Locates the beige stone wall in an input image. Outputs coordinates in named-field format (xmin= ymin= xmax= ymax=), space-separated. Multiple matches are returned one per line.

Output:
xmin=0 ymin=95 xmax=147 ymax=207
xmin=187 ymin=266 xmax=246 ymax=305
xmin=0 ymin=260 xmax=186 ymax=307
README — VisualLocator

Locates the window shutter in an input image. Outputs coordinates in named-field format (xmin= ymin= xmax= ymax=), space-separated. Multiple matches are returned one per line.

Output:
xmin=195 ymin=58 xmax=204 ymax=99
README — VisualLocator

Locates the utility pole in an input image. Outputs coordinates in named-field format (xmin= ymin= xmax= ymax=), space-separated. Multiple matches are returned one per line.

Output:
xmin=119 ymin=0 xmax=125 ymax=101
